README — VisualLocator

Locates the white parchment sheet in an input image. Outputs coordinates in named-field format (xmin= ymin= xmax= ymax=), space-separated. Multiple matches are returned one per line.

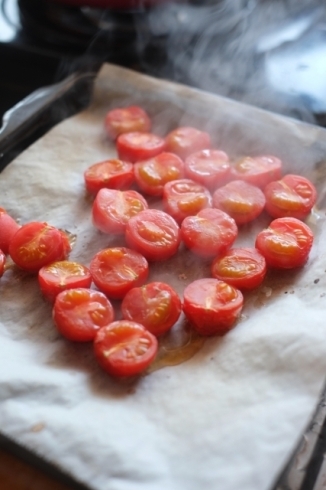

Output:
xmin=1 ymin=63 xmax=326 ymax=490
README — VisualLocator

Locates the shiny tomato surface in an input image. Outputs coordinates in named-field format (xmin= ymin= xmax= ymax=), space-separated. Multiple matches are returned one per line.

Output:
xmin=121 ymin=282 xmax=182 ymax=336
xmin=90 ymin=247 xmax=149 ymax=299
xmin=134 ymin=152 xmax=184 ymax=196
xmin=104 ymin=105 xmax=151 ymax=140
xmin=165 ymin=126 xmax=211 ymax=160
xmin=0 ymin=209 xmax=20 ymax=254
xmin=230 ymin=155 xmax=282 ymax=188
xmin=184 ymin=149 xmax=230 ymax=190
xmin=53 ymin=288 xmax=114 ymax=342
xmin=0 ymin=249 xmax=5 ymax=277
xmin=183 ymin=278 xmax=244 ymax=336
xmin=84 ymin=159 xmax=134 ymax=194
xmin=92 ymin=188 xmax=148 ymax=234
xmin=255 ymin=217 xmax=314 ymax=268
xmin=94 ymin=320 xmax=158 ymax=377
xmin=116 ymin=131 xmax=166 ymax=163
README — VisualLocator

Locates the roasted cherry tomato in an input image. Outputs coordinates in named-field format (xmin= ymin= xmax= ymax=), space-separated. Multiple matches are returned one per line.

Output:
xmin=0 ymin=249 xmax=6 ymax=277
xmin=121 ymin=282 xmax=182 ymax=336
xmin=84 ymin=159 xmax=134 ymax=194
xmin=183 ymin=278 xmax=243 ymax=336
xmin=94 ymin=320 xmax=158 ymax=377
xmin=104 ymin=105 xmax=151 ymax=140
xmin=264 ymin=174 xmax=317 ymax=220
xmin=53 ymin=288 xmax=115 ymax=342
xmin=255 ymin=217 xmax=314 ymax=269
xmin=165 ymin=126 xmax=211 ymax=160
xmin=212 ymin=180 xmax=266 ymax=225
xmin=211 ymin=247 xmax=267 ymax=290
xmin=230 ymin=155 xmax=282 ymax=188
xmin=116 ymin=131 xmax=166 ymax=163
xmin=92 ymin=188 xmax=148 ymax=234
xmin=163 ymin=178 xmax=212 ymax=224
xmin=184 ymin=149 xmax=230 ymax=190
xmin=90 ymin=247 xmax=149 ymax=299
xmin=9 ymin=222 xmax=69 ymax=273
xmin=38 ymin=261 xmax=92 ymax=303
xmin=0 ymin=209 xmax=20 ymax=254
xmin=181 ymin=208 xmax=238 ymax=258
xmin=134 ymin=152 xmax=184 ymax=196
xmin=125 ymin=209 xmax=181 ymax=261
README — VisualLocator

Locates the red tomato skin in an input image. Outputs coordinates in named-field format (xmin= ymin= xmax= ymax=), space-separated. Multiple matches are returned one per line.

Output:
xmin=9 ymin=222 xmax=68 ymax=273
xmin=165 ymin=127 xmax=211 ymax=160
xmin=212 ymin=180 xmax=266 ymax=225
xmin=184 ymin=149 xmax=231 ymax=190
xmin=211 ymin=247 xmax=267 ymax=290
xmin=163 ymin=179 xmax=213 ymax=224
xmin=134 ymin=152 xmax=185 ymax=196
xmin=0 ymin=211 xmax=21 ymax=254
xmin=183 ymin=278 xmax=244 ymax=336
xmin=94 ymin=320 xmax=158 ymax=377
xmin=0 ymin=249 xmax=6 ymax=277
xmin=255 ymin=217 xmax=314 ymax=269
xmin=121 ymin=282 xmax=182 ymax=336
xmin=53 ymin=288 xmax=115 ymax=342
xmin=181 ymin=208 xmax=238 ymax=258
xmin=92 ymin=188 xmax=148 ymax=234
xmin=90 ymin=247 xmax=149 ymax=299
xmin=104 ymin=105 xmax=151 ymax=140
xmin=116 ymin=132 xmax=166 ymax=163
xmin=38 ymin=261 xmax=92 ymax=303
xmin=84 ymin=159 xmax=134 ymax=194
xmin=230 ymin=155 xmax=282 ymax=188
xmin=125 ymin=209 xmax=181 ymax=261
xmin=264 ymin=174 xmax=317 ymax=220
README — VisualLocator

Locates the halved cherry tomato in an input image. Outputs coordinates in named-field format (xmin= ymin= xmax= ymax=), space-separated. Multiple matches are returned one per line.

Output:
xmin=9 ymin=222 xmax=69 ymax=273
xmin=125 ymin=209 xmax=181 ymax=261
xmin=38 ymin=261 xmax=92 ymax=302
xmin=184 ymin=149 xmax=230 ymax=190
xmin=183 ymin=278 xmax=243 ymax=336
xmin=181 ymin=208 xmax=238 ymax=258
xmin=116 ymin=132 xmax=166 ymax=163
xmin=255 ymin=217 xmax=314 ymax=269
xmin=230 ymin=155 xmax=282 ymax=188
xmin=121 ymin=282 xmax=182 ymax=336
xmin=264 ymin=174 xmax=317 ymax=220
xmin=104 ymin=105 xmax=151 ymax=140
xmin=53 ymin=288 xmax=115 ymax=342
xmin=163 ymin=178 xmax=212 ymax=224
xmin=0 ymin=209 xmax=21 ymax=254
xmin=92 ymin=188 xmax=148 ymax=234
xmin=84 ymin=159 xmax=134 ymax=194
xmin=212 ymin=180 xmax=266 ymax=225
xmin=165 ymin=127 xmax=211 ymax=160
xmin=94 ymin=320 xmax=158 ymax=377
xmin=0 ymin=249 xmax=6 ymax=277
xmin=211 ymin=247 xmax=267 ymax=290
xmin=90 ymin=247 xmax=149 ymax=299
xmin=134 ymin=152 xmax=184 ymax=196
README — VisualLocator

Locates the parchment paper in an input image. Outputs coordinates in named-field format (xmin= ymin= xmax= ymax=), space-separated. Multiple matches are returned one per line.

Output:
xmin=1 ymin=63 xmax=326 ymax=490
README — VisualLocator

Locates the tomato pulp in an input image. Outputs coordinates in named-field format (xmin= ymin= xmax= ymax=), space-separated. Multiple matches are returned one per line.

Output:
xmin=116 ymin=131 xmax=166 ymax=163
xmin=0 ymin=210 xmax=21 ymax=254
xmin=165 ymin=126 xmax=211 ymax=160
xmin=134 ymin=152 xmax=184 ymax=196
xmin=84 ymin=159 xmax=134 ymax=194
xmin=184 ymin=149 xmax=230 ymax=190
xmin=104 ymin=105 xmax=151 ymax=140
xmin=230 ymin=155 xmax=282 ymax=188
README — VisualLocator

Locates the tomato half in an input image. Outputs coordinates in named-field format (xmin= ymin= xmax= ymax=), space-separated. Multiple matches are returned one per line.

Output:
xmin=0 ymin=249 xmax=6 ymax=277
xmin=116 ymin=131 xmax=166 ymax=163
xmin=183 ymin=278 xmax=243 ymax=336
xmin=264 ymin=174 xmax=317 ymax=220
xmin=230 ymin=155 xmax=282 ymax=188
xmin=90 ymin=247 xmax=149 ymax=299
xmin=163 ymin=178 xmax=213 ymax=224
xmin=38 ymin=261 xmax=92 ymax=302
xmin=104 ymin=105 xmax=151 ymax=140
xmin=92 ymin=188 xmax=148 ymax=234
xmin=181 ymin=208 xmax=238 ymax=258
xmin=255 ymin=217 xmax=314 ymax=269
xmin=0 ymin=209 xmax=21 ymax=254
xmin=121 ymin=282 xmax=182 ymax=336
xmin=184 ymin=149 xmax=230 ymax=190
xmin=125 ymin=209 xmax=181 ymax=261
xmin=165 ymin=126 xmax=211 ymax=160
xmin=84 ymin=159 xmax=134 ymax=194
xmin=134 ymin=152 xmax=184 ymax=196
xmin=94 ymin=320 xmax=158 ymax=377
xmin=212 ymin=180 xmax=266 ymax=225
xmin=211 ymin=247 xmax=267 ymax=289
xmin=9 ymin=222 xmax=69 ymax=273
xmin=53 ymin=288 xmax=115 ymax=342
